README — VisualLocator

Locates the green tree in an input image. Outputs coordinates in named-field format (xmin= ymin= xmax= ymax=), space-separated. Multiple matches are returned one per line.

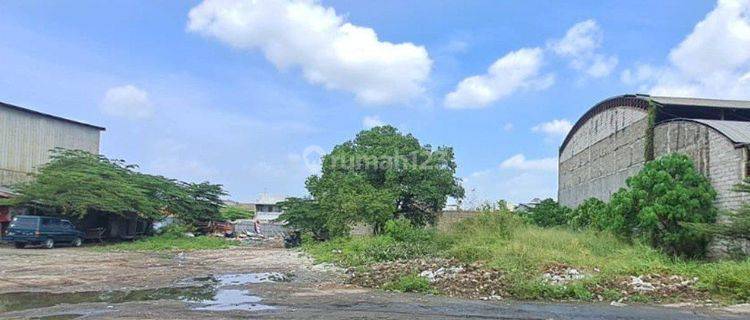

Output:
xmin=220 ymin=206 xmax=255 ymax=221
xmin=277 ymin=197 xmax=332 ymax=240
xmin=6 ymin=149 xmax=163 ymax=219
xmin=4 ymin=149 xmax=226 ymax=231
xmin=308 ymin=126 xmax=464 ymax=234
xmin=609 ymin=153 xmax=717 ymax=257
xmin=525 ymin=198 xmax=571 ymax=227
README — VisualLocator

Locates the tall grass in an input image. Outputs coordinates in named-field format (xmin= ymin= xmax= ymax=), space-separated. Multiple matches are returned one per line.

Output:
xmin=304 ymin=211 xmax=750 ymax=302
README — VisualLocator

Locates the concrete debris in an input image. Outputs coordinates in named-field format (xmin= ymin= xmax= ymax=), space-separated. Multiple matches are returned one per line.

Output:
xmin=349 ymin=258 xmax=506 ymax=299
xmin=542 ymin=264 xmax=589 ymax=285
xmin=419 ymin=266 xmax=464 ymax=283
xmin=620 ymin=274 xmax=698 ymax=295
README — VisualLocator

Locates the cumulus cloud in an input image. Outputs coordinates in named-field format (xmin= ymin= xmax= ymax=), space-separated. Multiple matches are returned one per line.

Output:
xmin=100 ymin=85 xmax=153 ymax=119
xmin=362 ymin=115 xmax=385 ymax=129
xmin=187 ymin=0 xmax=432 ymax=105
xmin=623 ymin=0 xmax=750 ymax=99
xmin=500 ymin=154 xmax=557 ymax=171
xmin=549 ymin=19 xmax=618 ymax=78
xmin=444 ymin=48 xmax=554 ymax=108
xmin=532 ymin=119 xmax=573 ymax=139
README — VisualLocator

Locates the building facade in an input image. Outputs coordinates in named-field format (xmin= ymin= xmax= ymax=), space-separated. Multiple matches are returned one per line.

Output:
xmin=559 ymin=95 xmax=750 ymax=211
xmin=0 ymin=101 xmax=104 ymax=186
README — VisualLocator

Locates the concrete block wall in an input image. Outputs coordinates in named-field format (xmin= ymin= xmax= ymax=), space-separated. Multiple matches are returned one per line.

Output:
xmin=559 ymin=106 xmax=649 ymax=207
xmin=654 ymin=120 xmax=750 ymax=257
xmin=654 ymin=121 xmax=750 ymax=212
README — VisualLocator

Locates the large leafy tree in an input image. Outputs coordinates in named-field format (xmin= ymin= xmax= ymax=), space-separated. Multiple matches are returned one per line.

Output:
xmin=302 ymin=126 xmax=464 ymax=235
xmin=4 ymin=149 xmax=226 ymax=229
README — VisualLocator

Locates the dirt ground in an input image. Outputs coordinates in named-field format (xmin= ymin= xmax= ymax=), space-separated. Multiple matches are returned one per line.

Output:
xmin=0 ymin=243 xmax=747 ymax=319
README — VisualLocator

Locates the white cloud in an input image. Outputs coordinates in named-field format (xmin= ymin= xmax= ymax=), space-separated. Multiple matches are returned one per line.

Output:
xmin=444 ymin=48 xmax=554 ymax=108
xmin=362 ymin=115 xmax=385 ymax=129
xmin=100 ymin=85 xmax=153 ymax=119
xmin=461 ymin=168 xmax=557 ymax=205
xmin=620 ymin=63 xmax=660 ymax=85
xmin=500 ymin=154 xmax=557 ymax=171
xmin=624 ymin=0 xmax=750 ymax=99
xmin=187 ymin=0 xmax=432 ymax=105
xmin=502 ymin=122 xmax=514 ymax=132
xmin=532 ymin=119 xmax=573 ymax=138
xmin=549 ymin=19 xmax=618 ymax=78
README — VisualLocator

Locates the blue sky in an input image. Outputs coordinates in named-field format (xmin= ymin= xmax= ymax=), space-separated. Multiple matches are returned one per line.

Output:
xmin=1 ymin=0 xmax=748 ymax=205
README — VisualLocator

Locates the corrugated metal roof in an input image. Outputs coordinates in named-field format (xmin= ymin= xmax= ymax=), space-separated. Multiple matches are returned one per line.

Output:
xmin=560 ymin=94 xmax=750 ymax=154
xmin=0 ymin=101 xmax=106 ymax=131
xmin=652 ymin=96 xmax=750 ymax=109
xmin=663 ymin=119 xmax=750 ymax=145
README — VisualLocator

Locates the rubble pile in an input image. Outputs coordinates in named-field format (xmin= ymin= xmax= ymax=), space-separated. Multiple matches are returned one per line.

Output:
xmin=620 ymin=274 xmax=699 ymax=296
xmin=348 ymin=258 xmax=506 ymax=299
xmin=542 ymin=263 xmax=590 ymax=285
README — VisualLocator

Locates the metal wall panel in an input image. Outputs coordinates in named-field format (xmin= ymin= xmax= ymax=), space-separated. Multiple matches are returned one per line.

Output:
xmin=0 ymin=106 xmax=101 ymax=186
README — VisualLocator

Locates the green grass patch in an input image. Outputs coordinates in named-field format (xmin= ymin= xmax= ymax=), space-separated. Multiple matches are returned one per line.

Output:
xmin=382 ymin=274 xmax=436 ymax=294
xmin=304 ymin=211 xmax=750 ymax=303
xmin=94 ymin=234 xmax=234 ymax=252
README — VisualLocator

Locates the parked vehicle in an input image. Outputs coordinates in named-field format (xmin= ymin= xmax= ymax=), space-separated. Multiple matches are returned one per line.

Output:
xmin=3 ymin=215 xmax=84 ymax=249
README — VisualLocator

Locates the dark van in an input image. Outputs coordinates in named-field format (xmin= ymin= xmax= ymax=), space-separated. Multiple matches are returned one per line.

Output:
xmin=3 ymin=215 xmax=84 ymax=249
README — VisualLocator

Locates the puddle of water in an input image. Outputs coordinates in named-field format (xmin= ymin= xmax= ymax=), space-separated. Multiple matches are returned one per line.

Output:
xmin=0 ymin=273 xmax=287 ymax=314
xmin=183 ymin=273 xmax=284 ymax=312
xmin=0 ymin=285 xmax=214 ymax=313
xmin=190 ymin=289 xmax=275 ymax=312
xmin=214 ymin=272 xmax=289 ymax=285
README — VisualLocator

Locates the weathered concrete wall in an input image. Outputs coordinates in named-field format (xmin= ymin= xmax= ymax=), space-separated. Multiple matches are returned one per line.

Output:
xmin=654 ymin=120 xmax=750 ymax=257
xmin=559 ymin=106 xmax=649 ymax=207
xmin=435 ymin=211 xmax=482 ymax=232
xmin=654 ymin=121 xmax=750 ymax=212
xmin=0 ymin=106 xmax=101 ymax=186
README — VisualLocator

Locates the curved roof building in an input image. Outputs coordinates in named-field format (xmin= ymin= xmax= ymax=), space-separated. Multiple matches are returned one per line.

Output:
xmin=559 ymin=94 xmax=750 ymax=212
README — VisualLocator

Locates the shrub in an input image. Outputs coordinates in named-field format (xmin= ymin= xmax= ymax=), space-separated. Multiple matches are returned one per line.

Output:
xmin=158 ymin=222 xmax=194 ymax=236
xmin=384 ymin=218 xmax=434 ymax=242
xmin=610 ymin=154 xmax=717 ymax=257
xmin=568 ymin=198 xmax=607 ymax=229
xmin=693 ymin=178 xmax=750 ymax=242
xmin=525 ymin=198 xmax=571 ymax=227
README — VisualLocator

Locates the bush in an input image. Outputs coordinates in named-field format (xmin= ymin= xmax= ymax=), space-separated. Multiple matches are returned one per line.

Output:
xmin=525 ymin=198 xmax=571 ymax=227
xmin=568 ymin=198 xmax=607 ymax=230
xmin=609 ymin=154 xmax=717 ymax=258
xmin=384 ymin=218 xmax=434 ymax=242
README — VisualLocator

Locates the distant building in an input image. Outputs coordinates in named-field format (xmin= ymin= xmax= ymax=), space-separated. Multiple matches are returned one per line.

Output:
xmin=0 ymin=101 xmax=105 ymax=187
xmin=515 ymin=198 xmax=542 ymax=212
xmin=226 ymin=193 xmax=286 ymax=222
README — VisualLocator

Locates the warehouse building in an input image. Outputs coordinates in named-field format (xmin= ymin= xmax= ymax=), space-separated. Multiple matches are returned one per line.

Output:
xmin=1 ymin=101 xmax=105 ymax=236
xmin=559 ymin=94 xmax=750 ymax=212
xmin=0 ymin=101 xmax=104 ymax=186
